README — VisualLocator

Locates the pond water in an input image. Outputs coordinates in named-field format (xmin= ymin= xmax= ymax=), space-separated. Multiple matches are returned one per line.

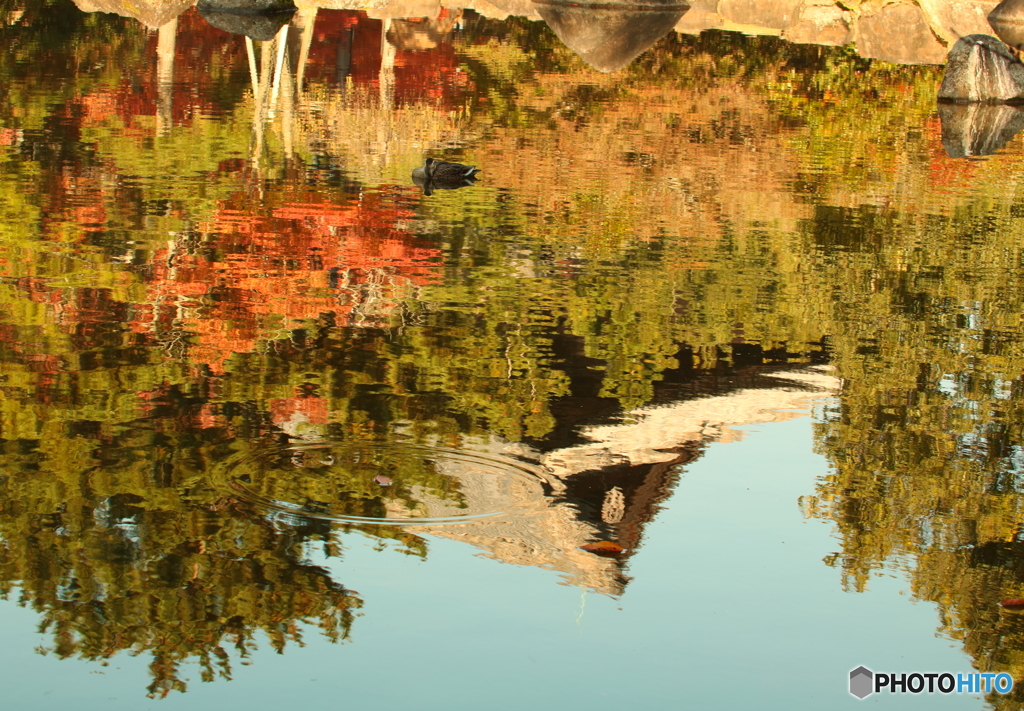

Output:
xmin=2 ymin=0 xmax=1024 ymax=708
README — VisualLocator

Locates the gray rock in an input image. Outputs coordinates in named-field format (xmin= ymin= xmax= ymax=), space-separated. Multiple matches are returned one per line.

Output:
xmin=939 ymin=102 xmax=1024 ymax=156
xmin=198 ymin=0 xmax=293 ymax=11
xmin=990 ymin=20 xmax=1024 ymax=50
xmin=196 ymin=0 xmax=296 ymax=41
xmin=990 ymin=0 xmax=1024 ymax=49
xmin=938 ymin=34 xmax=1024 ymax=103
xmin=533 ymin=0 xmax=689 ymax=73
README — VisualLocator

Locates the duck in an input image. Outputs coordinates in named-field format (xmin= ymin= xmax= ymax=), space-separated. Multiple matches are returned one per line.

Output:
xmin=412 ymin=158 xmax=481 ymax=196
xmin=416 ymin=157 xmax=481 ymax=180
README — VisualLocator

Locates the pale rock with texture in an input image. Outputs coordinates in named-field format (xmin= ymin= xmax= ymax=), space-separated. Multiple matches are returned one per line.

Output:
xmin=781 ymin=0 xmax=850 ymax=46
xmin=717 ymin=0 xmax=800 ymax=29
xmin=938 ymin=34 xmax=1024 ymax=102
xmin=302 ymin=0 xmax=441 ymax=18
xmin=671 ymin=0 xmax=1002 ymax=64
xmin=673 ymin=0 xmax=724 ymax=33
xmin=72 ymin=0 xmax=195 ymax=28
xmin=916 ymin=0 xmax=997 ymax=45
xmin=857 ymin=2 xmax=947 ymax=64
xmin=454 ymin=0 xmax=540 ymax=19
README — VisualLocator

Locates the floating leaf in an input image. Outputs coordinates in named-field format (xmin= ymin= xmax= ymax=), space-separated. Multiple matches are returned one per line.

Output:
xmin=1000 ymin=598 xmax=1024 ymax=611
xmin=580 ymin=541 xmax=624 ymax=554
xmin=373 ymin=475 xmax=392 ymax=486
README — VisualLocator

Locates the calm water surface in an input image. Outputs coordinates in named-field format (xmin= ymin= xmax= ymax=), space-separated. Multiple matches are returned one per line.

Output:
xmin=2 ymin=0 xmax=1024 ymax=708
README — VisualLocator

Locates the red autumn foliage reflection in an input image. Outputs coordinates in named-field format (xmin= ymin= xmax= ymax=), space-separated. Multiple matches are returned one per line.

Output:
xmin=128 ymin=188 xmax=440 ymax=372
xmin=0 ymin=4 xmax=468 ymax=387
xmin=303 ymin=9 xmax=468 ymax=105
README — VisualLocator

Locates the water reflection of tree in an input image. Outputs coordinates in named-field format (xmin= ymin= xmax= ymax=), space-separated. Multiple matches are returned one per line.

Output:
xmin=0 ymin=312 xmax=451 ymax=695
xmin=802 ymin=202 xmax=1024 ymax=708
xmin=0 ymin=434 xmax=366 ymax=697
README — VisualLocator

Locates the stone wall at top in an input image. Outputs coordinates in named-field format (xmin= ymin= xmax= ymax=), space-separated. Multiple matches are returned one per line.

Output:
xmin=673 ymin=0 xmax=998 ymax=64
xmin=348 ymin=0 xmax=1001 ymax=65
xmin=72 ymin=0 xmax=1006 ymax=66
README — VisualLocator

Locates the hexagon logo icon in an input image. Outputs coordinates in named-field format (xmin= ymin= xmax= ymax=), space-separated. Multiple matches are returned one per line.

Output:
xmin=850 ymin=666 xmax=874 ymax=699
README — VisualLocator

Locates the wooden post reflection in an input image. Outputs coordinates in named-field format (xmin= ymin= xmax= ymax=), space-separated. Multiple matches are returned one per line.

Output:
xmin=269 ymin=24 xmax=289 ymax=111
xmin=155 ymin=18 xmax=177 ymax=136
xmin=250 ymin=34 xmax=275 ymax=173
xmin=294 ymin=7 xmax=317 ymax=95
xmin=245 ymin=37 xmax=259 ymax=99
xmin=282 ymin=41 xmax=295 ymax=160
xmin=379 ymin=18 xmax=395 ymax=110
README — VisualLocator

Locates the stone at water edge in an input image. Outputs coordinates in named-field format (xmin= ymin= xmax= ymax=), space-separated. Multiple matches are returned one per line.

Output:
xmin=938 ymin=34 xmax=1024 ymax=103
xmin=990 ymin=0 xmax=1024 ymax=49
xmin=196 ymin=0 xmax=297 ymax=41
xmin=534 ymin=0 xmax=689 ymax=73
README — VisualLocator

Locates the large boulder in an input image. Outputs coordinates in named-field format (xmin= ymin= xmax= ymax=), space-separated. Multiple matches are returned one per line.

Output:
xmin=73 ymin=0 xmax=194 ymax=28
xmin=196 ymin=0 xmax=297 ymax=41
xmin=857 ymin=2 xmax=947 ymax=65
xmin=938 ymin=102 xmax=1024 ymax=156
xmin=716 ymin=0 xmax=800 ymax=30
xmin=917 ymin=0 xmax=1001 ymax=46
xmin=672 ymin=0 xmax=722 ymax=35
xmin=782 ymin=2 xmax=851 ymax=47
xmin=533 ymin=0 xmax=689 ymax=73
xmin=938 ymin=34 xmax=1024 ymax=103
xmin=990 ymin=0 xmax=1024 ymax=47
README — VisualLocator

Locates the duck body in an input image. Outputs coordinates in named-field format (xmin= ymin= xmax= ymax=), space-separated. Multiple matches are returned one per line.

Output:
xmin=412 ymin=157 xmax=481 ymax=195
xmin=420 ymin=157 xmax=481 ymax=180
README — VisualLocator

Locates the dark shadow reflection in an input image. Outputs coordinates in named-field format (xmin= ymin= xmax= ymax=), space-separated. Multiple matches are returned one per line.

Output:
xmin=411 ymin=171 xmax=480 ymax=195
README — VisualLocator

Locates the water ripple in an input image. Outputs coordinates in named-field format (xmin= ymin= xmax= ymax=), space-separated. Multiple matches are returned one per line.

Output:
xmin=214 ymin=441 xmax=551 ymax=526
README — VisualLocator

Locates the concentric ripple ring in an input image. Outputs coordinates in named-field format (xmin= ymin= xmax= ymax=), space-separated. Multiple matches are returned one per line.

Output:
xmin=211 ymin=441 xmax=552 ymax=526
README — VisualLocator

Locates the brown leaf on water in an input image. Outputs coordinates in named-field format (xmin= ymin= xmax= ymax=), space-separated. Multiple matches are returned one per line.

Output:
xmin=999 ymin=598 xmax=1024 ymax=611
xmin=580 ymin=541 xmax=624 ymax=555
xmin=373 ymin=475 xmax=392 ymax=486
